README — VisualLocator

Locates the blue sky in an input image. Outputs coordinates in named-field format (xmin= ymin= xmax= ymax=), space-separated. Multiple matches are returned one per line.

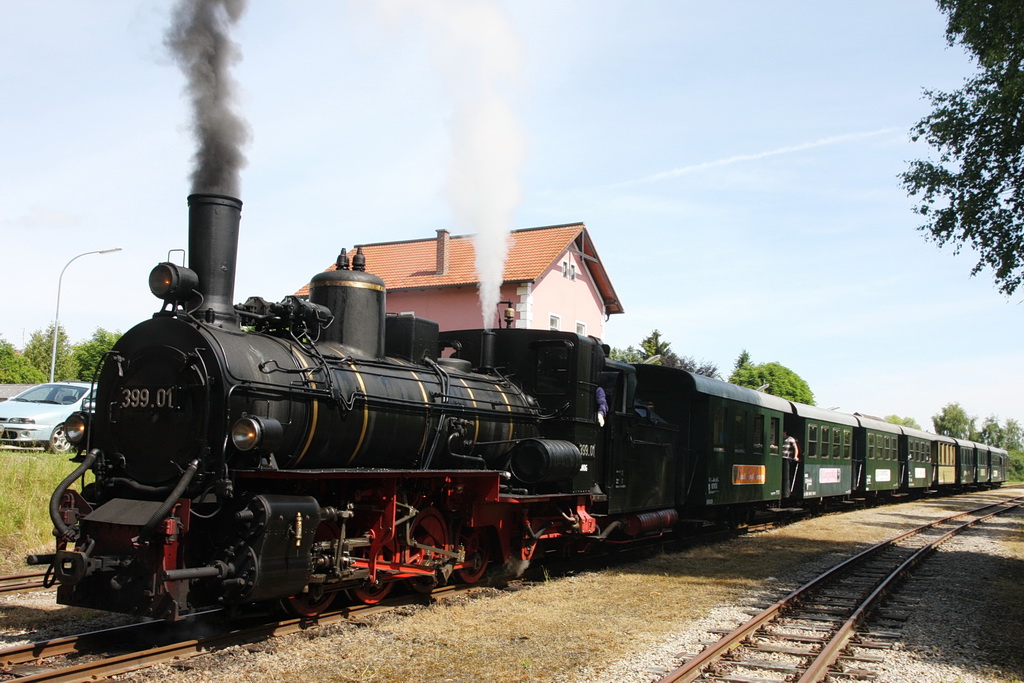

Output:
xmin=2 ymin=1 xmax=1021 ymax=430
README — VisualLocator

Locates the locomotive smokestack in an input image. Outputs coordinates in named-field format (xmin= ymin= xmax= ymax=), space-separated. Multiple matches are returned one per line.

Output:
xmin=188 ymin=193 xmax=242 ymax=326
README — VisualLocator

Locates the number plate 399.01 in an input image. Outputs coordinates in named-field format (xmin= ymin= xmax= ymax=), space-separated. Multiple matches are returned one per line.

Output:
xmin=120 ymin=387 xmax=179 ymax=410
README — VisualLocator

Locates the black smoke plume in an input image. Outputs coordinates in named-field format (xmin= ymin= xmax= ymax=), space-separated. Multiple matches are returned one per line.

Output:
xmin=165 ymin=0 xmax=250 ymax=197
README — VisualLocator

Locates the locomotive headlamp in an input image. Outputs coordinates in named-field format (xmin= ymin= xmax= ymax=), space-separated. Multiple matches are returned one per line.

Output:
xmin=231 ymin=416 xmax=284 ymax=452
xmin=149 ymin=263 xmax=199 ymax=304
xmin=64 ymin=412 xmax=89 ymax=446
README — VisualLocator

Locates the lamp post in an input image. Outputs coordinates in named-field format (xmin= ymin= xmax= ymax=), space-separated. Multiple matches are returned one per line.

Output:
xmin=49 ymin=248 xmax=123 ymax=382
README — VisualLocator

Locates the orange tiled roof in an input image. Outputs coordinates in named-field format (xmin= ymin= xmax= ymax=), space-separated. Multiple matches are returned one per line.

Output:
xmin=296 ymin=223 xmax=623 ymax=314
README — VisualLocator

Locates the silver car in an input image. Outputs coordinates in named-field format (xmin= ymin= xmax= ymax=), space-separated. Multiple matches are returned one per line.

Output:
xmin=0 ymin=382 xmax=94 ymax=453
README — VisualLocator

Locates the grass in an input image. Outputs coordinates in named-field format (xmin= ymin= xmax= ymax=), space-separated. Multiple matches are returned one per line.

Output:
xmin=0 ymin=448 xmax=85 ymax=574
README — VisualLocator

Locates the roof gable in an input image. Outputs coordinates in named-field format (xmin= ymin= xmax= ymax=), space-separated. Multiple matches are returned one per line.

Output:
xmin=296 ymin=223 xmax=623 ymax=314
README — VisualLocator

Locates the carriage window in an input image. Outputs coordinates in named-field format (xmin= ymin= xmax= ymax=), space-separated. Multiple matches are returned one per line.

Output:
xmin=884 ymin=436 xmax=892 ymax=460
xmin=754 ymin=414 xmax=765 ymax=452
xmin=713 ymin=406 xmax=725 ymax=452
xmin=868 ymin=433 xmax=876 ymax=459
xmin=843 ymin=429 xmax=852 ymax=458
xmin=820 ymin=426 xmax=830 ymax=460
xmin=770 ymin=417 xmax=780 ymax=455
xmin=832 ymin=430 xmax=841 ymax=458
xmin=808 ymin=424 xmax=818 ymax=457
xmin=733 ymin=411 xmax=747 ymax=454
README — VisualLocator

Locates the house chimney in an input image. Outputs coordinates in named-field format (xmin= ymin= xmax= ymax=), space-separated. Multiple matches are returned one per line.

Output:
xmin=436 ymin=229 xmax=450 ymax=275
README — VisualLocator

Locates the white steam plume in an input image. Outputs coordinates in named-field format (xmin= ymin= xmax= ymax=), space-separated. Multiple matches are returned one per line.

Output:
xmin=379 ymin=0 xmax=527 ymax=329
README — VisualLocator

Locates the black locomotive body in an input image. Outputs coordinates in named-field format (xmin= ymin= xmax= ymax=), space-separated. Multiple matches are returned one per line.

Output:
xmin=44 ymin=195 xmax=681 ymax=619
xmin=40 ymin=194 xmax=1008 ymax=621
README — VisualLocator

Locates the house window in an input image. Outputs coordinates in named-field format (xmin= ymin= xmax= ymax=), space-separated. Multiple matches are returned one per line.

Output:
xmin=561 ymin=261 xmax=569 ymax=278
xmin=549 ymin=314 xmax=560 ymax=331
xmin=569 ymin=263 xmax=576 ymax=281
xmin=576 ymin=322 xmax=586 ymax=336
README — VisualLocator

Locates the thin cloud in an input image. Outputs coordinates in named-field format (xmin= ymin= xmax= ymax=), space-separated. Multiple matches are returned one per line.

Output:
xmin=618 ymin=128 xmax=899 ymax=186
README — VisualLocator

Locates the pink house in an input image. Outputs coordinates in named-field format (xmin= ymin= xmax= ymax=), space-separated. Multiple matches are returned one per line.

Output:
xmin=297 ymin=223 xmax=623 ymax=338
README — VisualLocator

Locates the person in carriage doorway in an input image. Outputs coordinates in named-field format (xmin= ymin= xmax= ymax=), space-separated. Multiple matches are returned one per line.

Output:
xmin=783 ymin=431 xmax=800 ymax=461
xmin=782 ymin=430 xmax=801 ymax=498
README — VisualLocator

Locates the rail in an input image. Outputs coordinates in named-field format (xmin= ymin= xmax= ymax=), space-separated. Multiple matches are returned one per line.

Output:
xmin=657 ymin=494 xmax=1024 ymax=683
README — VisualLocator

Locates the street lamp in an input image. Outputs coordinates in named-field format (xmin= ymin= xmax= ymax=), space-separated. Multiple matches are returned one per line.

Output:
xmin=49 ymin=248 xmax=123 ymax=382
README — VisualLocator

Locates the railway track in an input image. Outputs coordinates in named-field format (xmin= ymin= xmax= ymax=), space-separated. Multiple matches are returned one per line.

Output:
xmin=0 ymin=584 xmax=473 ymax=682
xmin=0 ymin=572 xmax=45 ymax=595
xmin=656 ymin=494 xmax=1024 ymax=683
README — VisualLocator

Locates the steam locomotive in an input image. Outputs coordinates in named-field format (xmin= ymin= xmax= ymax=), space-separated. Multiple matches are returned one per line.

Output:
xmin=36 ymin=194 xmax=1008 ymax=621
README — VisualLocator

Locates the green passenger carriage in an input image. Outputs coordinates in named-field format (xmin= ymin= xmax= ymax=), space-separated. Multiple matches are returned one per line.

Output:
xmin=933 ymin=433 xmax=957 ymax=486
xmin=954 ymin=438 xmax=978 ymax=486
xmin=989 ymin=446 xmax=1009 ymax=486
xmin=854 ymin=415 xmax=901 ymax=495
xmin=786 ymin=404 xmax=855 ymax=501
xmin=898 ymin=425 xmax=937 ymax=491
xmin=632 ymin=366 xmax=791 ymax=521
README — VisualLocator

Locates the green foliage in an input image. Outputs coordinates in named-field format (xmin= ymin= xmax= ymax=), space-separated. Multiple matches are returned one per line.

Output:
xmin=1003 ymin=418 xmax=1023 ymax=451
xmin=3 ymin=326 xmax=122 ymax=385
xmin=728 ymin=360 xmax=814 ymax=405
xmin=884 ymin=415 xmax=922 ymax=430
xmin=1008 ymin=450 xmax=1024 ymax=482
xmin=72 ymin=328 xmax=121 ymax=381
xmin=931 ymin=404 xmax=1022 ymax=457
xmin=901 ymin=0 xmax=1024 ymax=295
xmin=977 ymin=414 xmax=1006 ymax=446
xmin=639 ymin=330 xmax=672 ymax=363
xmin=609 ymin=346 xmax=643 ymax=364
xmin=932 ymin=402 xmax=976 ymax=439
xmin=0 ymin=338 xmax=45 ymax=383
xmin=734 ymin=349 xmax=751 ymax=371
xmin=610 ymin=330 xmax=720 ymax=378
xmin=22 ymin=323 xmax=76 ymax=381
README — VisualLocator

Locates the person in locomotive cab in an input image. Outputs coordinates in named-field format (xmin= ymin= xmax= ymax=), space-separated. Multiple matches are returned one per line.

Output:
xmin=596 ymin=386 xmax=609 ymax=427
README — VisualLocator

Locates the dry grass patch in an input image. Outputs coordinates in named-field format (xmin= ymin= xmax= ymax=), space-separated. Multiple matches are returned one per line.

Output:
xmin=146 ymin=537 xmax=878 ymax=683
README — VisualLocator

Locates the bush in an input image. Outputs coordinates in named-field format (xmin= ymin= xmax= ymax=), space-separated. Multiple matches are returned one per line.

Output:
xmin=1009 ymin=449 xmax=1024 ymax=483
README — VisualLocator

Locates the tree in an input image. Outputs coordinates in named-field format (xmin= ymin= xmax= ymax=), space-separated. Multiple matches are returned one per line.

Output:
xmin=932 ymin=402 xmax=976 ymax=439
xmin=1003 ymin=418 xmax=1023 ymax=451
xmin=728 ymin=360 xmax=815 ymax=405
xmin=885 ymin=415 xmax=922 ymax=430
xmin=639 ymin=330 xmax=674 ymax=365
xmin=900 ymin=0 xmax=1024 ymax=295
xmin=734 ymin=349 xmax=751 ymax=371
xmin=22 ymin=324 xmax=76 ymax=381
xmin=674 ymin=356 xmax=721 ymax=380
xmin=977 ymin=415 xmax=1006 ymax=447
xmin=0 ymin=338 xmax=46 ymax=383
xmin=73 ymin=328 xmax=121 ymax=381
xmin=609 ymin=346 xmax=643 ymax=364
xmin=609 ymin=330 xmax=720 ymax=378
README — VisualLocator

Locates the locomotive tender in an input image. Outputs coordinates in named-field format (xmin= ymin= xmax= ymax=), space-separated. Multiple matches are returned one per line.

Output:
xmin=38 ymin=194 xmax=1008 ymax=620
